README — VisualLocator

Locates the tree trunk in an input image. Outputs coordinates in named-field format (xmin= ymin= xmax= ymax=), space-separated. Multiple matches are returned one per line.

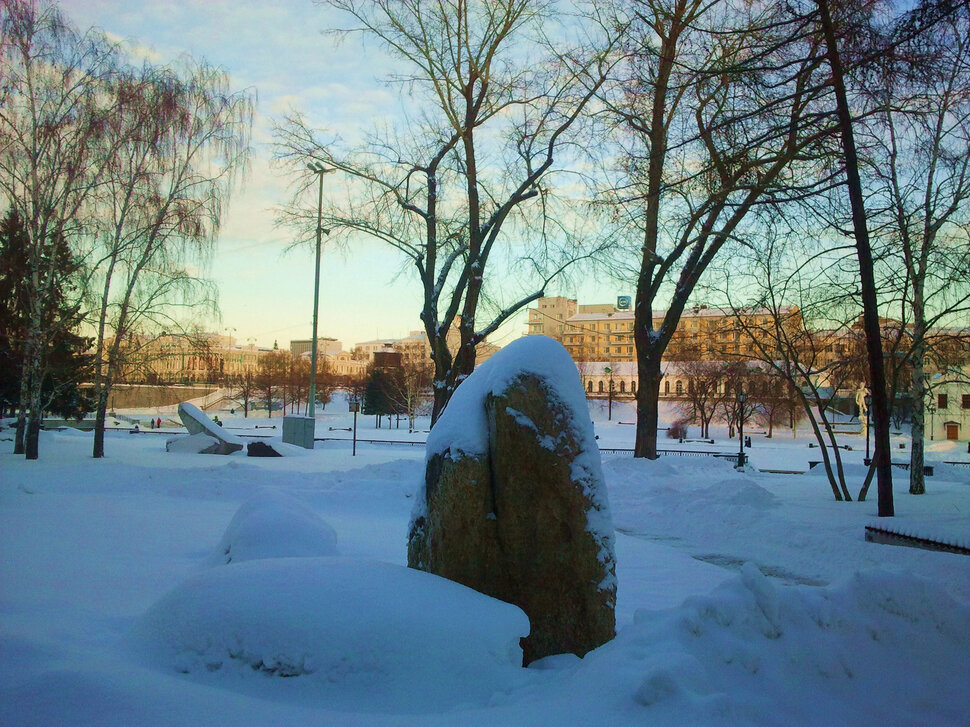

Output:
xmin=909 ymin=340 xmax=927 ymax=495
xmin=14 ymin=413 xmax=26 ymax=455
xmin=818 ymin=407 xmax=851 ymax=501
xmin=802 ymin=397 xmax=845 ymax=501
xmin=24 ymin=380 xmax=44 ymax=460
xmin=14 ymin=369 xmax=30 ymax=454
xmin=634 ymin=358 xmax=662 ymax=459
xmin=818 ymin=0 xmax=893 ymax=516
xmin=25 ymin=416 xmax=40 ymax=460
xmin=93 ymin=388 xmax=109 ymax=459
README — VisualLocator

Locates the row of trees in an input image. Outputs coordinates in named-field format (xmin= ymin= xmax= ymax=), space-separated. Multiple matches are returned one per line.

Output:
xmin=227 ymin=351 xmax=337 ymax=419
xmin=673 ymin=361 xmax=801 ymax=441
xmin=278 ymin=0 xmax=970 ymax=515
xmin=224 ymin=352 xmax=435 ymax=427
xmin=0 ymin=0 xmax=253 ymax=459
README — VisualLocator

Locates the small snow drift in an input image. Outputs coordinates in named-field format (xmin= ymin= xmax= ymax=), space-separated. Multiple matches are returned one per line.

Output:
xmin=409 ymin=335 xmax=616 ymax=664
xmin=173 ymin=403 xmax=242 ymax=455
xmin=128 ymin=557 xmax=530 ymax=713
xmin=575 ymin=564 xmax=970 ymax=726
xmin=210 ymin=489 xmax=338 ymax=565
xmin=165 ymin=432 xmax=222 ymax=454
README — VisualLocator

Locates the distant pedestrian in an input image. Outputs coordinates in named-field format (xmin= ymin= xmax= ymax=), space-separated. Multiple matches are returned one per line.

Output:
xmin=156 ymin=417 xmax=161 ymax=429
xmin=149 ymin=418 xmax=154 ymax=430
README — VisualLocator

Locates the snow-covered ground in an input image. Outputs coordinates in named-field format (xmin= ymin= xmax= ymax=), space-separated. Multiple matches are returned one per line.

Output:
xmin=1 ymin=397 xmax=969 ymax=726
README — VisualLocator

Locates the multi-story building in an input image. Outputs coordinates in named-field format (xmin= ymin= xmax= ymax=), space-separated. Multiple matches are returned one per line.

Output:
xmin=289 ymin=338 xmax=343 ymax=358
xmin=576 ymin=361 xmax=715 ymax=399
xmin=527 ymin=297 xmax=579 ymax=338
xmin=927 ymin=368 xmax=970 ymax=442
xmin=354 ymin=338 xmax=401 ymax=361
xmin=355 ymin=322 xmax=500 ymax=369
xmin=531 ymin=297 xmax=799 ymax=363
xmin=324 ymin=351 xmax=368 ymax=379
xmin=114 ymin=332 xmax=272 ymax=384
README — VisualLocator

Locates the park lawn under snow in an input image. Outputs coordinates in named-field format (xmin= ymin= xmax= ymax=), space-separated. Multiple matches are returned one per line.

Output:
xmin=1 ymin=398 xmax=969 ymax=727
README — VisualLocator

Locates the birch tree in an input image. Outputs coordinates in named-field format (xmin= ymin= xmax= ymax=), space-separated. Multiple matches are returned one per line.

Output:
xmin=88 ymin=59 xmax=252 ymax=458
xmin=861 ymin=4 xmax=970 ymax=495
xmin=0 ymin=0 xmax=115 ymax=458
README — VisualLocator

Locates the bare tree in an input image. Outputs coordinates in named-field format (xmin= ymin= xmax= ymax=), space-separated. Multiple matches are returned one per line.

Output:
xmin=714 ymin=233 xmax=864 ymax=501
xmin=276 ymin=0 xmax=624 ymax=422
xmin=232 ymin=371 xmax=257 ymax=418
xmin=859 ymin=4 xmax=970 ymax=495
xmin=87 ymin=58 xmax=253 ymax=457
xmin=598 ymin=0 xmax=837 ymax=460
xmin=814 ymin=0 xmax=895 ymax=515
xmin=384 ymin=357 xmax=433 ymax=431
xmin=675 ymin=359 xmax=724 ymax=439
xmin=0 ymin=2 xmax=252 ymax=459
xmin=0 ymin=0 xmax=116 ymax=458
xmin=752 ymin=374 xmax=801 ymax=439
xmin=287 ymin=356 xmax=311 ymax=415
xmin=717 ymin=361 xmax=760 ymax=440
xmin=256 ymin=349 xmax=288 ymax=418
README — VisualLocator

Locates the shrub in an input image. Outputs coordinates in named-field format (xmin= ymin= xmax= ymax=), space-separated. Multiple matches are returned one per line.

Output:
xmin=667 ymin=419 xmax=688 ymax=439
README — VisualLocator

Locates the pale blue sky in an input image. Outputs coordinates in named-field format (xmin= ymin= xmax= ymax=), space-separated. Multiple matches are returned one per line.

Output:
xmin=58 ymin=0 xmax=619 ymax=350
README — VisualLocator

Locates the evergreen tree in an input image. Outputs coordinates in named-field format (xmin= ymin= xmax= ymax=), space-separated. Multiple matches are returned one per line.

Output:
xmin=362 ymin=369 xmax=393 ymax=424
xmin=0 ymin=210 xmax=93 ymax=424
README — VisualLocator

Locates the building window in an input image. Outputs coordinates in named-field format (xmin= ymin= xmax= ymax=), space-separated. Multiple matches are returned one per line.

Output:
xmin=938 ymin=394 xmax=948 ymax=409
xmin=664 ymin=380 xmax=670 ymax=394
xmin=963 ymin=394 xmax=970 ymax=409
xmin=632 ymin=381 xmax=637 ymax=394
xmin=675 ymin=380 xmax=683 ymax=395
xmin=587 ymin=380 xmax=593 ymax=393
xmin=598 ymin=381 xmax=604 ymax=393
xmin=619 ymin=381 xmax=626 ymax=393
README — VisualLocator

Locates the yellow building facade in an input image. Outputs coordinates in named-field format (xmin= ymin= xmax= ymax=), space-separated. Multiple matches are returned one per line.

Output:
xmin=529 ymin=298 xmax=799 ymax=363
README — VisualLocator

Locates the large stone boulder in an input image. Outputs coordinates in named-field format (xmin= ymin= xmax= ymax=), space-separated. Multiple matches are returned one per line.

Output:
xmin=408 ymin=337 xmax=616 ymax=664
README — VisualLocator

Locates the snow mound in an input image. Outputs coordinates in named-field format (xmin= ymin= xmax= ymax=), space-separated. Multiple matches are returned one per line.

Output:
xmin=50 ymin=426 xmax=91 ymax=439
xmin=128 ymin=557 xmax=530 ymax=712
xmin=925 ymin=440 xmax=961 ymax=453
xmin=209 ymin=490 xmax=339 ymax=565
xmin=587 ymin=564 xmax=970 ymax=725
xmin=166 ymin=432 xmax=221 ymax=454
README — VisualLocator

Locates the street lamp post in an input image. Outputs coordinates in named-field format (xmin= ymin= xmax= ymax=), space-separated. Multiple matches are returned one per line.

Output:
xmin=864 ymin=393 xmax=872 ymax=466
xmin=306 ymin=161 xmax=335 ymax=421
xmin=737 ymin=387 xmax=747 ymax=469
xmin=605 ymin=366 xmax=614 ymax=421
xmin=926 ymin=400 xmax=936 ymax=442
